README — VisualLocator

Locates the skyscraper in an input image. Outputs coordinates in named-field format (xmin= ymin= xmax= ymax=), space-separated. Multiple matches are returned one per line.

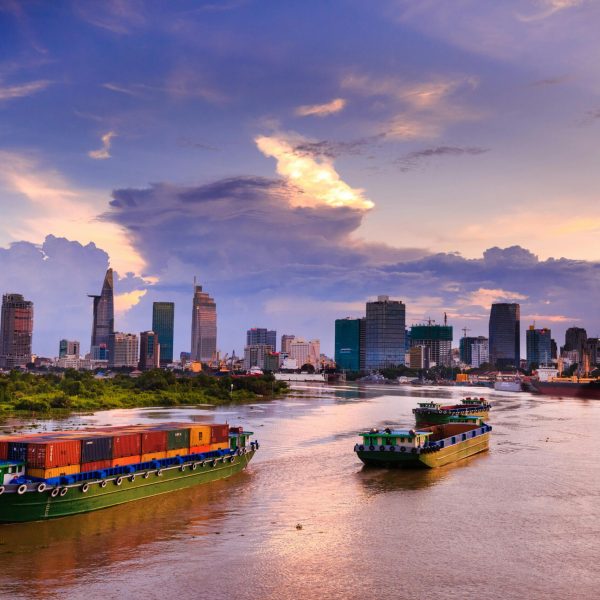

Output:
xmin=89 ymin=268 xmax=114 ymax=358
xmin=152 ymin=302 xmax=175 ymax=366
xmin=410 ymin=323 xmax=453 ymax=367
xmin=0 ymin=293 xmax=34 ymax=369
xmin=247 ymin=328 xmax=277 ymax=351
xmin=191 ymin=283 xmax=217 ymax=363
xmin=564 ymin=327 xmax=587 ymax=361
xmin=139 ymin=331 xmax=160 ymax=370
xmin=489 ymin=303 xmax=520 ymax=369
xmin=365 ymin=296 xmax=406 ymax=369
xmin=335 ymin=317 xmax=365 ymax=371
xmin=526 ymin=326 xmax=552 ymax=367
xmin=281 ymin=334 xmax=296 ymax=355
xmin=59 ymin=339 xmax=80 ymax=358
xmin=108 ymin=332 xmax=139 ymax=368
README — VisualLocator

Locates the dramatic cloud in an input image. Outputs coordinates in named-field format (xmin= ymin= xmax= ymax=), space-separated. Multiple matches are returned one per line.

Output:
xmin=517 ymin=0 xmax=584 ymax=21
xmin=88 ymin=131 xmax=117 ymax=160
xmin=0 ymin=79 xmax=51 ymax=101
xmin=255 ymin=133 xmax=375 ymax=209
xmin=397 ymin=145 xmax=489 ymax=171
xmin=293 ymin=136 xmax=383 ymax=159
xmin=295 ymin=98 xmax=346 ymax=117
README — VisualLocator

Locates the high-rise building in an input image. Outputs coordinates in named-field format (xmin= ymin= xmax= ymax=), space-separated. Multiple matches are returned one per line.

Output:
xmin=551 ymin=339 xmax=558 ymax=360
xmin=411 ymin=323 xmax=453 ymax=367
xmin=0 ymin=293 xmax=34 ymax=369
xmin=335 ymin=317 xmax=365 ymax=371
xmin=247 ymin=328 xmax=277 ymax=351
xmin=471 ymin=338 xmax=489 ymax=368
xmin=281 ymin=334 xmax=296 ymax=355
xmin=191 ymin=283 xmax=217 ymax=363
xmin=526 ymin=326 xmax=552 ymax=367
xmin=489 ymin=303 xmax=520 ymax=369
xmin=59 ymin=339 xmax=80 ymax=358
xmin=152 ymin=302 xmax=175 ymax=366
xmin=460 ymin=336 xmax=488 ymax=367
xmin=409 ymin=345 xmax=430 ymax=370
xmin=365 ymin=296 xmax=406 ymax=370
xmin=108 ymin=332 xmax=139 ymax=368
xmin=139 ymin=331 xmax=160 ymax=370
xmin=89 ymin=268 xmax=114 ymax=357
xmin=585 ymin=338 xmax=599 ymax=366
xmin=289 ymin=339 xmax=320 ymax=368
xmin=563 ymin=327 xmax=587 ymax=362
xmin=243 ymin=344 xmax=273 ymax=370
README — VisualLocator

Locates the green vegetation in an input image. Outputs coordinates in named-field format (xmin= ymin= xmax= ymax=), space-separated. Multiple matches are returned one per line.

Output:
xmin=0 ymin=370 xmax=288 ymax=415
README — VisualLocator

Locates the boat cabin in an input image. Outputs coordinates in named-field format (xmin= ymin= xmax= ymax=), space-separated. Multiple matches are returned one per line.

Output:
xmin=0 ymin=460 xmax=25 ymax=485
xmin=359 ymin=428 xmax=432 ymax=450
xmin=229 ymin=430 xmax=252 ymax=451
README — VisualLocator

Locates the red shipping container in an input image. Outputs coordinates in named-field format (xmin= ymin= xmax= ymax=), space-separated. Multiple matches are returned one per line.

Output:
xmin=141 ymin=430 xmax=167 ymax=454
xmin=112 ymin=432 xmax=142 ymax=459
xmin=0 ymin=439 xmax=8 ymax=460
xmin=189 ymin=444 xmax=211 ymax=454
xmin=26 ymin=440 xmax=81 ymax=468
xmin=80 ymin=460 xmax=111 ymax=472
xmin=229 ymin=426 xmax=243 ymax=434
xmin=110 ymin=455 xmax=141 ymax=467
xmin=210 ymin=424 xmax=229 ymax=444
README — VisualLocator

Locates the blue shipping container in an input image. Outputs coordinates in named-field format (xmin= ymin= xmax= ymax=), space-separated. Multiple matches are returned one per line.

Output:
xmin=81 ymin=436 xmax=113 ymax=463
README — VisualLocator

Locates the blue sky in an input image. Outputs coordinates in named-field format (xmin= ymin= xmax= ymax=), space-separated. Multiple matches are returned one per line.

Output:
xmin=1 ymin=0 xmax=599 ymax=357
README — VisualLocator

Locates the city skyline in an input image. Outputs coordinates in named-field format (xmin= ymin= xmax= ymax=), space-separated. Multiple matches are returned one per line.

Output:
xmin=1 ymin=3 xmax=600 ymax=356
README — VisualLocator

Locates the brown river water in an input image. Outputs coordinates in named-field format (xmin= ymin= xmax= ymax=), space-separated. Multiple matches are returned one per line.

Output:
xmin=0 ymin=384 xmax=598 ymax=600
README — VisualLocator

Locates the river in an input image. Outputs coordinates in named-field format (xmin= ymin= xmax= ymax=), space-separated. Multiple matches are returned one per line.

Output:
xmin=1 ymin=384 xmax=598 ymax=600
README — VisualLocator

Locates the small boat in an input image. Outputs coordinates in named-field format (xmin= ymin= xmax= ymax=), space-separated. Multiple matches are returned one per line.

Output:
xmin=412 ymin=397 xmax=490 ymax=427
xmin=354 ymin=417 xmax=491 ymax=468
xmin=494 ymin=375 xmax=523 ymax=392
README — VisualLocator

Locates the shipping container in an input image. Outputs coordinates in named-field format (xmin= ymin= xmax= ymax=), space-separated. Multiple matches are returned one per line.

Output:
xmin=0 ymin=440 xmax=8 ymax=460
xmin=165 ymin=448 xmax=185 ymax=458
xmin=8 ymin=441 xmax=28 ymax=462
xmin=80 ymin=460 xmax=112 ymax=472
xmin=26 ymin=440 xmax=81 ymax=468
xmin=188 ymin=425 xmax=211 ymax=446
xmin=141 ymin=431 xmax=167 ymax=454
xmin=27 ymin=464 xmax=80 ymax=480
xmin=140 ymin=451 xmax=167 ymax=462
xmin=209 ymin=441 xmax=229 ymax=451
xmin=81 ymin=436 xmax=113 ymax=463
xmin=229 ymin=426 xmax=243 ymax=434
xmin=166 ymin=428 xmax=190 ymax=450
xmin=112 ymin=432 xmax=142 ymax=459
xmin=210 ymin=424 xmax=229 ymax=444
xmin=110 ymin=455 xmax=142 ymax=467
xmin=189 ymin=444 xmax=211 ymax=454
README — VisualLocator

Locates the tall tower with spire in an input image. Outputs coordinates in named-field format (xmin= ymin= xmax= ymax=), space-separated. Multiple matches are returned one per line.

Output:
xmin=190 ymin=280 xmax=217 ymax=363
xmin=89 ymin=268 xmax=114 ymax=359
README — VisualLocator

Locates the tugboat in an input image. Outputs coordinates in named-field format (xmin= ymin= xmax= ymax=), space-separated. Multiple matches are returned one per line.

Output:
xmin=354 ymin=416 xmax=491 ymax=468
xmin=0 ymin=423 xmax=258 ymax=523
xmin=412 ymin=397 xmax=490 ymax=427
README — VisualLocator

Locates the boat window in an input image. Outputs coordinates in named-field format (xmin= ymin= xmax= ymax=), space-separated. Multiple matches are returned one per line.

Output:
xmin=8 ymin=467 xmax=12 ymax=473
xmin=451 ymin=437 xmax=456 ymax=444
xmin=462 ymin=434 xmax=466 ymax=441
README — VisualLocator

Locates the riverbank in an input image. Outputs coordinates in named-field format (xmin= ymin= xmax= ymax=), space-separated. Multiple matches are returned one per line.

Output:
xmin=0 ymin=370 xmax=288 ymax=419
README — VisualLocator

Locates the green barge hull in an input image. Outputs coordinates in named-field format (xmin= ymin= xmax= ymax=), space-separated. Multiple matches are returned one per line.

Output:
xmin=0 ymin=450 xmax=255 ymax=524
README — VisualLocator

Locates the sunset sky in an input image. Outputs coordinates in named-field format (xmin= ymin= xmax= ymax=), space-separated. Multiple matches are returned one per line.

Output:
xmin=1 ymin=0 xmax=599 ymax=357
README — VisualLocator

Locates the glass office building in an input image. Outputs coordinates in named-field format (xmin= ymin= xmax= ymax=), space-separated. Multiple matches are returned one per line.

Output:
xmin=152 ymin=302 xmax=175 ymax=366
xmin=526 ymin=326 xmax=552 ymax=367
xmin=89 ymin=268 xmax=114 ymax=356
xmin=489 ymin=303 xmax=520 ymax=369
xmin=364 ymin=296 xmax=406 ymax=369
xmin=335 ymin=317 xmax=365 ymax=371
xmin=191 ymin=284 xmax=217 ymax=363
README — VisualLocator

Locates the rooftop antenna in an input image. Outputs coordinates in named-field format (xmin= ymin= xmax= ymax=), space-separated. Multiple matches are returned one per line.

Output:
xmin=444 ymin=312 xmax=448 ymax=326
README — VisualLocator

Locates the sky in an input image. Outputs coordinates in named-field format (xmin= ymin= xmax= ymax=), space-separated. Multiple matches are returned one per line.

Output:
xmin=1 ymin=0 xmax=599 ymax=358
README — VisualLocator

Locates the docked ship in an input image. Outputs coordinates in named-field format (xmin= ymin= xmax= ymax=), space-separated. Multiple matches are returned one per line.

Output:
xmin=530 ymin=378 xmax=600 ymax=399
xmin=0 ymin=422 xmax=257 ymax=523
xmin=412 ymin=397 xmax=490 ymax=427
xmin=354 ymin=417 xmax=492 ymax=468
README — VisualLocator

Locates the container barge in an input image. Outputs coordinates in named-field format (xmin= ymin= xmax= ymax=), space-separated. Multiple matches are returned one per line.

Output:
xmin=0 ymin=422 xmax=258 ymax=523
xmin=354 ymin=418 xmax=491 ymax=468
xmin=412 ymin=397 xmax=490 ymax=427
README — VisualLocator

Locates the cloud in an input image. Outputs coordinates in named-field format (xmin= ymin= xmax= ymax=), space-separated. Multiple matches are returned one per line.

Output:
xmin=517 ymin=0 xmax=584 ymax=22
xmin=460 ymin=287 xmax=529 ymax=310
xmin=255 ymin=132 xmax=375 ymax=210
xmin=115 ymin=288 xmax=147 ymax=314
xmin=88 ymin=131 xmax=117 ymax=160
xmin=292 ymin=135 xmax=384 ymax=159
xmin=74 ymin=0 xmax=146 ymax=34
xmin=295 ymin=98 xmax=347 ymax=117
xmin=397 ymin=145 xmax=489 ymax=171
xmin=0 ymin=151 xmax=144 ymax=275
xmin=0 ymin=79 xmax=52 ymax=101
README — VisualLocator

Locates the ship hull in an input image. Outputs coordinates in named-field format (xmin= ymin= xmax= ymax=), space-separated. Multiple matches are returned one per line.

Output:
xmin=530 ymin=381 xmax=600 ymax=399
xmin=355 ymin=433 xmax=489 ymax=469
xmin=414 ymin=409 xmax=489 ymax=427
xmin=0 ymin=450 xmax=255 ymax=524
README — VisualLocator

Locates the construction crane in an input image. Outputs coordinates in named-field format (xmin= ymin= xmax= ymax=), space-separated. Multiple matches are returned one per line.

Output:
xmin=462 ymin=326 xmax=471 ymax=338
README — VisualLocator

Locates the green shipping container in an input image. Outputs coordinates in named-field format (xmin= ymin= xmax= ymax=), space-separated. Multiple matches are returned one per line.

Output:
xmin=166 ymin=429 xmax=190 ymax=450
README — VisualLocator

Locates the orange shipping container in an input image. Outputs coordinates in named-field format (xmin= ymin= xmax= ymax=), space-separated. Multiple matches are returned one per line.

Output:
xmin=189 ymin=444 xmax=211 ymax=454
xmin=141 ymin=451 xmax=167 ymax=462
xmin=188 ymin=425 xmax=211 ymax=446
xmin=110 ymin=455 xmax=142 ymax=467
xmin=27 ymin=464 xmax=80 ymax=480
xmin=80 ymin=460 xmax=112 ymax=472
xmin=209 ymin=442 xmax=229 ymax=451
xmin=165 ymin=448 xmax=186 ymax=458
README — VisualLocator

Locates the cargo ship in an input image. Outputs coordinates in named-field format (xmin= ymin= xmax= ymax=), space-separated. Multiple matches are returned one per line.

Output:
xmin=412 ymin=397 xmax=490 ymax=426
xmin=0 ymin=422 xmax=257 ymax=523
xmin=530 ymin=378 xmax=600 ymax=399
xmin=354 ymin=417 xmax=491 ymax=468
